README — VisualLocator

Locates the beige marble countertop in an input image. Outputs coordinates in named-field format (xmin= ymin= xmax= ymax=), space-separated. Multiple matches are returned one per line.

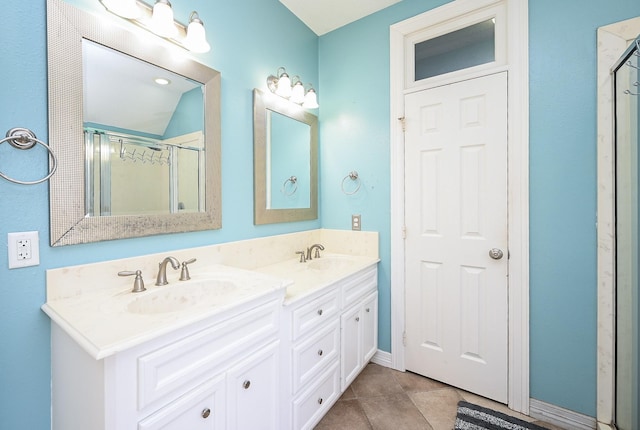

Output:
xmin=43 ymin=249 xmax=379 ymax=361
xmin=42 ymin=264 xmax=290 ymax=360
xmin=254 ymin=253 xmax=380 ymax=304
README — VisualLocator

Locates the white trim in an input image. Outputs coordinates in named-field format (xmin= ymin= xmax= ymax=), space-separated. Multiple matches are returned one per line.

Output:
xmin=596 ymin=16 xmax=640 ymax=430
xmin=370 ymin=349 xmax=393 ymax=368
xmin=389 ymin=0 xmax=530 ymax=414
xmin=530 ymin=399 xmax=597 ymax=430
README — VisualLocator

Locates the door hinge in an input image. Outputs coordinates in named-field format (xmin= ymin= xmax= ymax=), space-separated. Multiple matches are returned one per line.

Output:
xmin=398 ymin=116 xmax=406 ymax=132
xmin=401 ymin=225 xmax=407 ymax=239
xmin=402 ymin=331 xmax=407 ymax=347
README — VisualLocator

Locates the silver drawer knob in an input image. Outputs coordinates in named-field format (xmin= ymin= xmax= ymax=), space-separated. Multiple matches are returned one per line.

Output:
xmin=355 ymin=316 xmax=360 ymax=322
xmin=201 ymin=408 xmax=211 ymax=419
xmin=243 ymin=380 xmax=251 ymax=389
xmin=318 ymin=398 xmax=323 ymax=405
xmin=317 ymin=309 xmax=323 ymax=316
xmin=366 ymin=308 xmax=370 ymax=312
xmin=318 ymin=349 xmax=323 ymax=356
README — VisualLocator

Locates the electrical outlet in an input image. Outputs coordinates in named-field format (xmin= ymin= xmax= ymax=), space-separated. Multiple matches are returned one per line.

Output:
xmin=352 ymin=214 xmax=361 ymax=231
xmin=8 ymin=231 xmax=40 ymax=269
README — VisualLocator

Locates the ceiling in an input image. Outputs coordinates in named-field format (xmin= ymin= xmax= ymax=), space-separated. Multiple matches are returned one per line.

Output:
xmin=279 ymin=0 xmax=402 ymax=35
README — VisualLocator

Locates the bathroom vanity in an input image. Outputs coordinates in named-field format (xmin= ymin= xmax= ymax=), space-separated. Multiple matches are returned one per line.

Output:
xmin=43 ymin=229 xmax=379 ymax=430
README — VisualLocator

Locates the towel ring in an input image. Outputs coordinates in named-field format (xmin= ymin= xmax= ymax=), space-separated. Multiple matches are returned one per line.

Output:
xmin=282 ymin=175 xmax=298 ymax=196
xmin=0 ymin=128 xmax=58 ymax=185
xmin=341 ymin=171 xmax=361 ymax=195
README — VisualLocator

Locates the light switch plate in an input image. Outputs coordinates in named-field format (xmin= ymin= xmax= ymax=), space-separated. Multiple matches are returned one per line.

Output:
xmin=8 ymin=231 xmax=40 ymax=269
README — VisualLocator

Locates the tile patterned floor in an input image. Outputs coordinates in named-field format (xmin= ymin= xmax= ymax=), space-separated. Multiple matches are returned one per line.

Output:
xmin=315 ymin=363 xmax=563 ymax=430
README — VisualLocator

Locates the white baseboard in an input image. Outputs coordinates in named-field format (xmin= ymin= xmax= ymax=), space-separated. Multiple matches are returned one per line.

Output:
xmin=370 ymin=349 xmax=392 ymax=368
xmin=529 ymin=398 xmax=596 ymax=430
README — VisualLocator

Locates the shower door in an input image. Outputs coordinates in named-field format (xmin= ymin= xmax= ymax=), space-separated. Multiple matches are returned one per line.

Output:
xmin=614 ymin=36 xmax=640 ymax=430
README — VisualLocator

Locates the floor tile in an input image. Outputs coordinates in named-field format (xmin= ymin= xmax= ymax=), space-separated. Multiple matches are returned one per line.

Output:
xmin=409 ymin=388 xmax=462 ymax=430
xmin=349 ymin=365 xmax=404 ymax=398
xmin=392 ymin=370 xmax=448 ymax=393
xmin=315 ymin=399 xmax=372 ymax=430
xmin=359 ymin=393 xmax=433 ymax=430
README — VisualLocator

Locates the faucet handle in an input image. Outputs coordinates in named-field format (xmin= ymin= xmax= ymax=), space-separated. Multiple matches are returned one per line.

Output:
xmin=296 ymin=251 xmax=307 ymax=263
xmin=179 ymin=258 xmax=197 ymax=281
xmin=118 ymin=270 xmax=146 ymax=293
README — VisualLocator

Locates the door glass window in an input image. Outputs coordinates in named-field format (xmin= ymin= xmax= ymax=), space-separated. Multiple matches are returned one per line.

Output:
xmin=415 ymin=19 xmax=495 ymax=81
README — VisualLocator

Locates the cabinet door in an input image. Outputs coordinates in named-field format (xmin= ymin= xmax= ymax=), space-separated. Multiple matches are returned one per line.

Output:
xmin=227 ymin=341 xmax=279 ymax=430
xmin=137 ymin=375 xmax=226 ymax=430
xmin=340 ymin=305 xmax=362 ymax=390
xmin=361 ymin=292 xmax=378 ymax=363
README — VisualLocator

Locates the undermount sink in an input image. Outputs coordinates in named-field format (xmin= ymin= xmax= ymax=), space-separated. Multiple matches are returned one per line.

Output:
xmin=306 ymin=255 xmax=354 ymax=271
xmin=126 ymin=280 xmax=238 ymax=314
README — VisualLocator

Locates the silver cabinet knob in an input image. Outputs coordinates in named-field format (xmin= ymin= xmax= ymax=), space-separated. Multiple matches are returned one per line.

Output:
xmin=318 ymin=349 xmax=323 ymax=356
xmin=201 ymin=408 xmax=211 ymax=419
xmin=489 ymin=248 xmax=504 ymax=260
xmin=355 ymin=316 xmax=360 ymax=322
xmin=366 ymin=308 xmax=370 ymax=313
xmin=243 ymin=380 xmax=251 ymax=389
xmin=317 ymin=309 xmax=323 ymax=316
xmin=318 ymin=398 xmax=323 ymax=405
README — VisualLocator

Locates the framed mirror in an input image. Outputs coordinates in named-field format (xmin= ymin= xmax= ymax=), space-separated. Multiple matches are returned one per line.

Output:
xmin=47 ymin=0 xmax=221 ymax=246
xmin=253 ymin=89 xmax=318 ymax=224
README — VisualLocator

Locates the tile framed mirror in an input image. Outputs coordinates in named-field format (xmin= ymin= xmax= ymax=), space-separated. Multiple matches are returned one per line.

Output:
xmin=47 ymin=0 xmax=221 ymax=246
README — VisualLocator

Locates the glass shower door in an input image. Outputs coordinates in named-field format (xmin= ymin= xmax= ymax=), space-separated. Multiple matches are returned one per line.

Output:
xmin=614 ymin=36 xmax=640 ymax=430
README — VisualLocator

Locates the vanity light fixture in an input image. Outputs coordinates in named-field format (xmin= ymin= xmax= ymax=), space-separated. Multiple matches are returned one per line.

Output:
xmin=98 ymin=0 xmax=211 ymax=53
xmin=267 ymin=67 xmax=319 ymax=109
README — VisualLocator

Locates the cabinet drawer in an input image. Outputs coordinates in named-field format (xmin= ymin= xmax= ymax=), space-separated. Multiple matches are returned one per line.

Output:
xmin=138 ymin=374 xmax=225 ymax=430
xmin=292 ymin=362 xmax=340 ymax=430
xmin=292 ymin=321 xmax=340 ymax=394
xmin=291 ymin=288 xmax=339 ymax=341
xmin=341 ymin=266 xmax=377 ymax=309
xmin=137 ymin=299 xmax=280 ymax=410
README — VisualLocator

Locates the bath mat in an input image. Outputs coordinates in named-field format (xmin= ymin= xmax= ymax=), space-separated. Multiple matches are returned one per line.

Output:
xmin=454 ymin=401 xmax=547 ymax=430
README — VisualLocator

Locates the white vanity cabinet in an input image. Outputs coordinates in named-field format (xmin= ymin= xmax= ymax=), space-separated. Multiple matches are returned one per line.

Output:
xmin=50 ymin=292 xmax=283 ymax=430
xmin=281 ymin=265 xmax=378 ymax=430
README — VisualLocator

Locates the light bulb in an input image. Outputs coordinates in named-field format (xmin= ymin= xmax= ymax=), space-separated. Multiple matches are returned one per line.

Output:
xmin=275 ymin=72 xmax=292 ymax=98
xmin=102 ymin=0 xmax=141 ymax=19
xmin=150 ymin=0 xmax=177 ymax=38
xmin=185 ymin=12 xmax=211 ymax=53
xmin=290 ymin=81 xmax=305 ymax=104
xmin=303 ymin=88 xmax=319 ymax=109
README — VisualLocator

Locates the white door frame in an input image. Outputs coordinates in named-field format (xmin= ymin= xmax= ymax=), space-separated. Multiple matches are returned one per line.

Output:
xmin=389 ymin=0 xmax=530 ymax=413
xmin=596 ymin=16 xmax=640 ymax=430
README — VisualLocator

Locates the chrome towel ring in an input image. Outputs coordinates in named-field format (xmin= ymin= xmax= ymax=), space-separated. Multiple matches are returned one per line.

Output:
xmin=0 ymin=128 xmax=57 ymax=185
xmin=282 ymin=175 xmax=298 ymax=196
xmin=341 ymin=170 xmax=361 ymax=195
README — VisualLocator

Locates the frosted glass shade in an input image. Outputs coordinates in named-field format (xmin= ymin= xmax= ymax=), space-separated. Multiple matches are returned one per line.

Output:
xmin=275 ymin=73 xmax=292 ymax=98
xmin=150 ymin=0 xmax=177 ymax=38
xmin=290 ymin=81 xmax=305 ymax=104
xmin=303 ymin=88 xmax=318 ymax=109
xmin=185 ymin=17 xmax=210 ymax=53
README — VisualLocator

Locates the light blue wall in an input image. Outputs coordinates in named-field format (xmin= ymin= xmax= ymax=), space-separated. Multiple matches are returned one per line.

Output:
xmin=0 ymin=0 xmax=317 ymax=428
xmin=4 ymin=0 xmax=640 ymax=427
xmin=163 ymin=87 xmax=204 ymax=139
xmin=318 ymin=0 xmax=640 ymax=419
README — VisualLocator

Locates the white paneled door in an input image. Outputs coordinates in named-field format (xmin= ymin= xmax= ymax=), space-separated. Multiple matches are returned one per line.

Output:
xmin=404 ymin=72 xmax=508 ymax=403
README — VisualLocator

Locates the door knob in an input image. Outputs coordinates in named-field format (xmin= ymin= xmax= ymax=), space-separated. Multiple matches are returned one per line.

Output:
xmin=489 ymin=248 xmax=504 ymax=260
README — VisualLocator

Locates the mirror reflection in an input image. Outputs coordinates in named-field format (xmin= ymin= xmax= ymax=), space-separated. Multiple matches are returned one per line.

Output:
xmin=82 ymin=40 xmax=205 ymax=216
xmin=253 ymin=89 xmax=317 ymax=225
xmin=267 ymin=110 xmax=311 ymax=209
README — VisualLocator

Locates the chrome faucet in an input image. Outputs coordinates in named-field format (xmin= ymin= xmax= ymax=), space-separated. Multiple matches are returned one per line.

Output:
xmin=155 ymin=256 xmax=180 ymax=286
xmin=306 ymin=243 xmax=325 ymax=260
